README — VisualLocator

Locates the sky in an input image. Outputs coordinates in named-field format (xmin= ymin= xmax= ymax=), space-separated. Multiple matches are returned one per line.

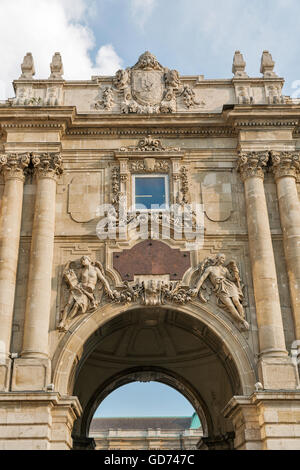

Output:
xmin=1 ymin=0 xmax=300 ymax=99
xmin=94 ymin=382 xmax=195 ymax=418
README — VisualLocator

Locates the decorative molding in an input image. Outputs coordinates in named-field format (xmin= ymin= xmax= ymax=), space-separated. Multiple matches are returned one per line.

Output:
xmin=120 ymin=135 xmax=180 ymax=153
xmin=235 ymin=120 xmax=298 ymax=128
xmin=92 ymin=51 xmax=204 ymax=114
xmin=93 ymin=86 xmax=115 ymax=111
xmin=1 ymin=123 xmax=64 ymax=129
xmin=59 ymin=253 xmax=249 ymax=332
xmin=65 ymin=127 xmax=237 ymax=137
xmin=271 ymin=151 xmax=300 ymax=180
xmin=130 ymin=159 xmax=170 ymax=173
xmin=0 ymin=153 xmax=30 ymax=181
xmin=237 ymin=151 xmax=269 ymax=181
xmin=31 ymin=153 xmax=63 ymax=179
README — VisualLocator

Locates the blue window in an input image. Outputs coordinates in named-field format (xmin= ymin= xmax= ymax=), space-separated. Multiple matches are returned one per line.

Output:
xmin=133 ymin=175 xmax=169 ymax=210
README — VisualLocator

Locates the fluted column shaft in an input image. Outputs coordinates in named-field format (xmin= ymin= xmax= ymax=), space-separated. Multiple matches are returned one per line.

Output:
xmin=238 ymin=152 xmax=287 ymax=357
xmin=22 ymin=154 xmax=63 ymax=359
xmin=0 ymin=154 xmax=29 ymax=359
xmin=271 ymin=152 xmax=300 ymax=341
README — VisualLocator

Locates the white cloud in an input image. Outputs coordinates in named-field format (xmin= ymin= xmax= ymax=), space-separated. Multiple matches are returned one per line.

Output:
xmin=95 ymin=45 xmax=123 ymax=75
xmin=130 ymin=0 xmax=156 ymax=29
xmin=0 ymin=0 xmax=122 ymax=99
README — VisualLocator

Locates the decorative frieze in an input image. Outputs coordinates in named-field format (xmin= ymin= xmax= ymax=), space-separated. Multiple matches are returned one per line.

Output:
xmin=271 ymin=151 xmax=300 ymax=180
xmin=237 ymin=151 xmax=269 ymax=181
xmin=59 ymin=253 xmax=248 ymax=332
xmin=0 ymin=153 xmax=30 ymax=181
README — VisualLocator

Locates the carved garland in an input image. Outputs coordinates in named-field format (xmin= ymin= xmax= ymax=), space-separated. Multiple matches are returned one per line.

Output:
xmin=59 ymin=254 xmax=249 ymax=333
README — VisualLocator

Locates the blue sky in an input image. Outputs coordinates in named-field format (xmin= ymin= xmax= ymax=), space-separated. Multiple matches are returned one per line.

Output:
xmin=94 ymin=382 xmax=195 ymax=418
xmin=1 ymin=0 xmax=300 ymax=98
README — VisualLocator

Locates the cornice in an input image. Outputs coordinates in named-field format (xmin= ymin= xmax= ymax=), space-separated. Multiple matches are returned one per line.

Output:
xmin=0 ymin=107 xmax=75 ymax=133
xmin=225 ymin=105 xmax=300 ymax=129
xmin=235 ymin=119 xmax=298 ymax=128
xmin=65 ymin=126 xmax=237 ymax=138
xmin=1 ymin=122 xmax=65 ymax=129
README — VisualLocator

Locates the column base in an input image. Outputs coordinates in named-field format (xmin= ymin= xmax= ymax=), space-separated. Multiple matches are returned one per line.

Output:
xmin=258 ymin=355 xmax=300 ymax=390
xmin=11 ymin=357 xmax=51 ymax=391
xmin=0 ymin=392 xmax=82 ymax=450
xmin=0 ymin=358 xmax=11 ymax=392
xmin=224 ymin=391 xmax=300 ymax=450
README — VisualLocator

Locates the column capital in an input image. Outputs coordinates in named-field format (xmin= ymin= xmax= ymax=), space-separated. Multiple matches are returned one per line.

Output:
xmin=237 ymin=151 xmax=269 ymax=182
xmin=271 ymin=151 xmax=300 ymax=180
xmin=32 ymin=153 xmax=63 ymax=180
xmin=0 ymin=153 xmax=30 ymax=182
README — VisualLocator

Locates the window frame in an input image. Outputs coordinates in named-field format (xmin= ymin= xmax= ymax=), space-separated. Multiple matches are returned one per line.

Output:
xmin=132 ymin=174 xmax=170 ymax=212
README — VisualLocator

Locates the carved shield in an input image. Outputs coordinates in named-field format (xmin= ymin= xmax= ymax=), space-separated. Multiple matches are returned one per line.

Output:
xmin=131 ymin=70 xmax=164 ymax=106
xmin=202 ymin=172 xmax=233 ymax=222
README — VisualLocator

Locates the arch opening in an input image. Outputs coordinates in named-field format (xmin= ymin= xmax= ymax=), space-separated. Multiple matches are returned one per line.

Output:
xmin=55 ymin=305 xmax=256 ymax=449
xmin=88 ymin=380 xmax=204 ymax=450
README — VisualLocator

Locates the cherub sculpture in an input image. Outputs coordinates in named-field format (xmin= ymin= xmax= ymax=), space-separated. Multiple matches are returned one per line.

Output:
xmin=192 ymin=253 xmax=249 ymax=330
xmin=58 ymin=256 xmax=114 ymax=331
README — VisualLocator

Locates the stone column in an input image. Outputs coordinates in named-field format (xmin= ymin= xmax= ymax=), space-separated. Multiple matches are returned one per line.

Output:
xmin=237 ymin=152 xmax=298 ymax=389
xmin=22 ymin=153 xmax=63 ymax=358
xmin=271 ymin=152 xmax=300 ymax=347
xmin=12 ymin=154 xmax=63 ymax=391
xmin=0 ymin=153 xmax=29 ymax=391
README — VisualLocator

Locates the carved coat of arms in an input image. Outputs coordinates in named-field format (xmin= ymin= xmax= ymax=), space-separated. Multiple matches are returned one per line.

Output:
xmin=93 ymin=51 xmax=204 ymax=114
xmin=131 ymin=70 xmax=164 ymax=106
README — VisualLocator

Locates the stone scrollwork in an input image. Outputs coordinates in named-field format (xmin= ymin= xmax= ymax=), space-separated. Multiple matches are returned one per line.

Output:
xmin=0 ymin=153 xmax=30 ymax=180
xmin=130 ymin=159 xmax=170 ymax=173
xmin=119 ymin=135 xmax=180 ymax=153
xmin=32 ymin=153 xmax=63 ymax=179
xmin=271 ymin=151 xmax=300 ymax=180
xmin=112 ymin=280 xmax=194 ymax=307
xmin=237 ymin=151 xmax=269 ymax=181
xmin=58 ymin=256 xmax=114 ymax=331
xmin=94 ymin=86 xmax=115 ymax=111
xmin=191 ymin=253 xmax=249 ymax=330
xmin=182 ymin=85 xmax=205 ymax=109
xmin=93 ymin=51 xmax=202 ymax=114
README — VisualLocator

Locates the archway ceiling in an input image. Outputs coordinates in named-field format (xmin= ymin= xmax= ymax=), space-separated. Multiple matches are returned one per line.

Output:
xmin=72 ymin=307 xmax=241 ymax=438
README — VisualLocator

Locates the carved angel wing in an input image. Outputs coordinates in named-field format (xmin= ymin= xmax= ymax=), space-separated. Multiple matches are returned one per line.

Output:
xmin=94 ymin=260 xmax=105 ymax=276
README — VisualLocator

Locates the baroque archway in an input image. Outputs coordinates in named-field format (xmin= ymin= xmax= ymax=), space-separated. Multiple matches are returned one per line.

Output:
xmin=52 ymin=302 xmax=256 ymax=449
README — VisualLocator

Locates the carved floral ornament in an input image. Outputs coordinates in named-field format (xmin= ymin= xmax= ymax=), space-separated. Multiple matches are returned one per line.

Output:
xmin=0 ymin=153 xmax=30 ymax=180
xmin=120 ymin=135 xmax=180 ymax=153
xmin=0 ymin=152 xmax=63 ymax=180
xmin=58 ymin=253 xmax=249 ymax=333
xmin=93 ymin=51 xmax=204 ymax=114
xmin=237 ymin=151 xmax=269 ymax=181
xmin=270 ymin=151 xmax=300 ymax=180
xmin=237 ymin=150 xmax=300 ymax=181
